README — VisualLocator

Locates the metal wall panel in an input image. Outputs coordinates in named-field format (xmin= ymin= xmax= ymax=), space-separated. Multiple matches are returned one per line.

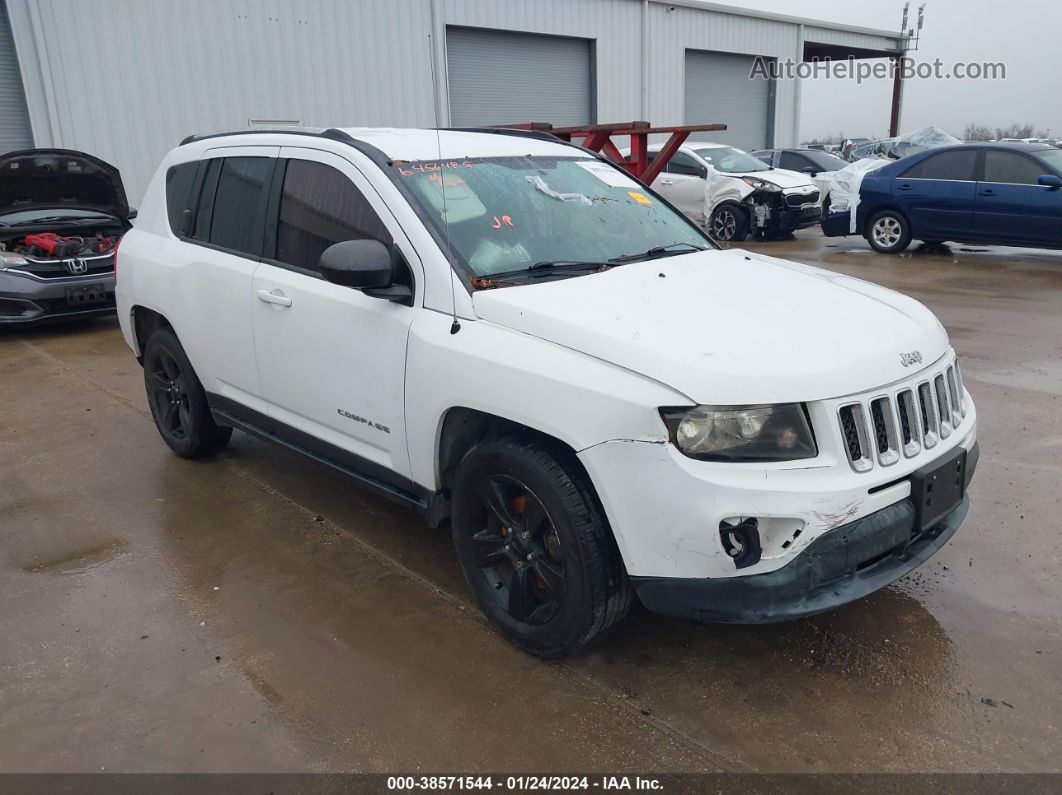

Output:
xmin=684 ymin=49 xmax=771 ymax=150
xmin=446 ymin=27 xmax=592 ymax=127
xmin=0 ymin=0 xmax=32 ymax=153
xmin=647 ymin=2 xmax=799 ymax=148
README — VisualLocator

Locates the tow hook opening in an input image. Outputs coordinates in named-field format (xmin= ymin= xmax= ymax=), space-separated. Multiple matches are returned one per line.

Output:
xmin=719 ymin=518 xmax=762 ymax=569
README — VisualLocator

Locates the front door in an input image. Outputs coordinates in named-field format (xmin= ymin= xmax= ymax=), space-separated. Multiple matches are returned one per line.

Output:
xmin=251 ymin=147 xmax=420 ymax=484
xmin=974 ymin=150 xmax=1062 ymax=246
xmin=890 ymin=148 xmax=979 ymax=240
xmin=650 ymin=150 xmax=709 ymax=223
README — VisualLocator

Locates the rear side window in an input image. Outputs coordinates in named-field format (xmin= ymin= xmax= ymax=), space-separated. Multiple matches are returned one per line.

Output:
xmin=275 ymin=159 xmax=393 ymax=272
xmin=900 ymin=150 xmax=978 ymax=181
xmin=983 ymin=151 xmax=1049 ymax=185
xmin=207 ymin=157 xmax=273 ymax=256
xmin=165 ymin=163 xmax=199 ymax=236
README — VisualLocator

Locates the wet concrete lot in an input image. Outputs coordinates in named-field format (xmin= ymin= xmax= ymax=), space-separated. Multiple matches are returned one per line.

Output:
xmin=1 ymin=231 xmax=1060 ymax=774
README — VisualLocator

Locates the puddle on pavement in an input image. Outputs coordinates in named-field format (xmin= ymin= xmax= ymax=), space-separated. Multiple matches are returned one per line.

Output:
xmin=19 ymin=536 xmax=131 ymax=575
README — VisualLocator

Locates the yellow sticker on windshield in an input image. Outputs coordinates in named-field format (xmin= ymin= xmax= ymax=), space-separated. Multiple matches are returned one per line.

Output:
xmin=628 ymin=191 xmax=652 ymax=205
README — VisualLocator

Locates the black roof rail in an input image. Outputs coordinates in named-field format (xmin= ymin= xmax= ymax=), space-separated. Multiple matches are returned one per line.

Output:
xmin=178 ymin=127 xmax=356 ymax=147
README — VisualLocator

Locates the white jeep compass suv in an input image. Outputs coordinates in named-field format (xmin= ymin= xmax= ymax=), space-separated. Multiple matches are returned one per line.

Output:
xmin=116 ymin=127 xmax=977 ymax=657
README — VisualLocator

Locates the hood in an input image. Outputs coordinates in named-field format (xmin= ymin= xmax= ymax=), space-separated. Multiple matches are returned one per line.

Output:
xmin=472 ymin=249 xmax=948 ymax=405
xmin=0 ymin=149 xmax=130 ymax=220
xmin=729 ymin=168 xmax=814 ymax=190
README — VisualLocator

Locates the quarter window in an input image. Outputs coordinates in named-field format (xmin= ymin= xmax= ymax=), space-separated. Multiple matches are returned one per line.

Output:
xmin=900 ymin=150 xmax=978 ymax=181
xmin=208 ymin=157 xmax=272 ymax=256
xmin=275 ymin=159 xmax=393 ymax=272
xmin=165 ymin=162 xmax=199 ymax=236
xmin=983 ymin=151 xmax=1050 ymax=185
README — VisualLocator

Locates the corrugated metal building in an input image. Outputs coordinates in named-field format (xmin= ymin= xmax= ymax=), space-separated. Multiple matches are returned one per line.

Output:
xmin=0 ymin=0 xmax=903 ymax=200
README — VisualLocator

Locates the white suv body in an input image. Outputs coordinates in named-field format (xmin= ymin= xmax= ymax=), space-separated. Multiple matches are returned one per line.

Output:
xmin=117 ymin=128 xmax=977 ymax=656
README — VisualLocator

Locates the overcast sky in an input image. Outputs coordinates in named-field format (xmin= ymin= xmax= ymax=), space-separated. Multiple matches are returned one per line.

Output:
xmin=711 ymin=0 xmax=1061 ymax=141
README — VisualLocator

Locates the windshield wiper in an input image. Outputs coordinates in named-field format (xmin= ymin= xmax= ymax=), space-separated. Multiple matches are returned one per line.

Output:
xmin=608 ymin=242 xmax=709 ymax=264
xmin=485 ymin=260 xmax=614 ymax=281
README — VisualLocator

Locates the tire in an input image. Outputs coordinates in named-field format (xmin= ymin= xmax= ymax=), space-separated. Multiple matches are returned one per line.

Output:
xmin=450 ymin=436 xmax=632 ymax=658
xmin=866 ymin=209 xmax=912 ymax=254
xmin=142 ymin=327 xmax=232 ymax=459
xmin=709 ymin=204 xmax=749 ymax=243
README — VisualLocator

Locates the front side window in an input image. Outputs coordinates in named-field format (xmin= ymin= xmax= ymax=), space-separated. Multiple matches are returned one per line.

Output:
xmin=692 ymin=147 xmax=769 ymax=173
xmin=395 ymin=156 xmax=710 ymax=279
xmin=208 ymin=157 xmax=272 ymax=256
xmin=983 ymin=151 xmax=1052 ymax=185
xmin=779 ymin=152 xmax=813 ymax=172
xmin=900 ymin=150 xmax=978 ymax=181
xmin=666 ymin=151 xmax=705 ymax=177
xmin=275 ymin=160 xmax=393 ymax=272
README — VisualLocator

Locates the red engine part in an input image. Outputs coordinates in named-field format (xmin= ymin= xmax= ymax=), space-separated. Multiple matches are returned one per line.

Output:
xmin=23 ymin=232 xmax=83 ymax=259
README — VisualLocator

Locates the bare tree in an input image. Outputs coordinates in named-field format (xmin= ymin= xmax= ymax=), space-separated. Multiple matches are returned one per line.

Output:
xmin=963 ymin=123 xmax=994 ymax=141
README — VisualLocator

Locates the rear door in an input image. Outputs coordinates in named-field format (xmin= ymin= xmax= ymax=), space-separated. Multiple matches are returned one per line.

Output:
xmin=891 ymin=149 xmax=979 ymax=240
xmin=650 ymin=151 xmax=708 ymax=223
xmin=251 ymin=146 xmax=420 ymax=484
xmin=172 ymin=147 xmax=276 ymax=414
xmin=974 ymin=150 xmax=1062 ymax=246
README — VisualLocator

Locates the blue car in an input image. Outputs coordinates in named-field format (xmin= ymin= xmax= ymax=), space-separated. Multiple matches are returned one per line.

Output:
xmin=821 ymin=143 xmax=1062 ymax=253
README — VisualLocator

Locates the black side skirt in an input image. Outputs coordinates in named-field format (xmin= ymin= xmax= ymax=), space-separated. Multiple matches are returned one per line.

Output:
xmin=207 ymin=392 xmax=439 ymax=519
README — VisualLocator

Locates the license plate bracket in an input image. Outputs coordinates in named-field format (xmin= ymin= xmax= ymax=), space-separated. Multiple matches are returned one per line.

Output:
xmin=911 ymin=447 xmax=967 ymax=531
xmin=65 ymin=283 xmax=106 ymax=306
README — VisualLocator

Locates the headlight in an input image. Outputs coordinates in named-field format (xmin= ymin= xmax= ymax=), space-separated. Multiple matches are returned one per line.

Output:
xmin=0 ymin=253 xmax=27 ymax=269
xmin=660 ymin=404 xmax=817 ymax=462
xmin=741 ymin=176 xmax=781 ymax=192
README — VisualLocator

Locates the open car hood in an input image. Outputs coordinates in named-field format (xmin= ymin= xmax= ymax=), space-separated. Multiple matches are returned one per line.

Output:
xmin=0 ymin=149 xmax=130 ymax=221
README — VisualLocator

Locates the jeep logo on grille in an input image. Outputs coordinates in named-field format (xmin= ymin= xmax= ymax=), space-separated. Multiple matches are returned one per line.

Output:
xmin=66 ymin=258 xmax=89 ymax=275
xmin=900 ymin=350 xmax=923 ymax=367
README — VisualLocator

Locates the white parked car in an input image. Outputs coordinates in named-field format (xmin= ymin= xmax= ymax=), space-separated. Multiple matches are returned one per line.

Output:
xmin=629 ymin=142 xmax=821 ymax=241
xmin=116 ymin=127 xmax=977 ymax=657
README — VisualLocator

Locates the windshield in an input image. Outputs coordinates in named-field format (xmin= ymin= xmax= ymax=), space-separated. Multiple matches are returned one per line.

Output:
xmin=0 ymin=208 xmax=114 ymax=226
xmin=395 ymin=156 xmax=711 ymax=278
xmin=1034 ymin=149 xmax=1062 ymax=174
xmin=803 ymin=150 xmax=848 ymax=171
xmin=692 ymin=147 xmax=769 ymax=173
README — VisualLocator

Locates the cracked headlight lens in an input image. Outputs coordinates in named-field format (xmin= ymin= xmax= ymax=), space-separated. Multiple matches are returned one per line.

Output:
xmin=660 ymin=404 xmax=817 ymax=462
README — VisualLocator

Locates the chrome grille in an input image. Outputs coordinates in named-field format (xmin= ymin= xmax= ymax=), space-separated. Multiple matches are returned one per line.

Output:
xmin=838 ymin=357 xmax=968 ymax=473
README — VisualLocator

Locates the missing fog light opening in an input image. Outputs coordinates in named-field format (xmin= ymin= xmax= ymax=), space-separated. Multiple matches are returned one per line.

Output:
xmin=719 ymin=518 xmax=762 ymax=569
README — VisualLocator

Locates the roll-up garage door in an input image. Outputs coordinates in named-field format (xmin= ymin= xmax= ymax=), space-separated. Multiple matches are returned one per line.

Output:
xmin=684 ymin=49 xmax=773 ymax=150
xmin=447 ymin=27 xmax=593 ymax=127
xmin=0 ymin=1 xmax=33 ymax=153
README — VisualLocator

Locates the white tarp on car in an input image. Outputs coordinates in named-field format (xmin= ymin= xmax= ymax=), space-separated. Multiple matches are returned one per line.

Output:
xmin=829 ymin=159 xmax=890 ymax=233
xmin=831 ymin=126 xmax=964 ymax=231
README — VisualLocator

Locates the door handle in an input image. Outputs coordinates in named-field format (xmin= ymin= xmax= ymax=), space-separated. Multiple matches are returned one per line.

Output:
xmin=660 ymin=179 xmax=674 ymax=185
xmin=978 ymin=189 xmax=996 ymax=197
xmin=257 ymin=289 xmax=292 ymax=308
xmin=896 ymin=183 xmax=913 ymax=191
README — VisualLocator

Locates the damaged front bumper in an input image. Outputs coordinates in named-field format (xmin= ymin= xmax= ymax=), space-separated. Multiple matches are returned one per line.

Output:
xmin=632 ymin=442 xmax=977 ymax=623
xmin=748 ymin=191 xmax=822 ymax=235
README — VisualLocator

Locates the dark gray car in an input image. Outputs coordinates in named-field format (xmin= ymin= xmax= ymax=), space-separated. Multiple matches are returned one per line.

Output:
xmin=0 ymin=149 xmax=133 ymax=327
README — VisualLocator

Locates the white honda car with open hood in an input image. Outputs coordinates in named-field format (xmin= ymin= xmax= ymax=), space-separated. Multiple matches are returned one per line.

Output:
xmin=116 ymin=127 xmax=977 ymax=657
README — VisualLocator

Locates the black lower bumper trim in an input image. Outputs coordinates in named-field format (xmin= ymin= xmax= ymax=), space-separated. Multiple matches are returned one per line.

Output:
xmin=632 ymin=442 xmax=978 ymax=624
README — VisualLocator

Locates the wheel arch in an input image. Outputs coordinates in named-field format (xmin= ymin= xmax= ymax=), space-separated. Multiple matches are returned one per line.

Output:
xmin=130 ymin=305 xmax=174 ymax=360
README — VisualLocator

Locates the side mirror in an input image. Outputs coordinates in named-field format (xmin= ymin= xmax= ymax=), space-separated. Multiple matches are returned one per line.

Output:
xmin=802 ymin=166 xmax=817 ymax=175
xmin=319 ymin=239 xmax=412 ymax=303
xmin=1038 ymin=174 xmax=1062 ymax=189
xmin=127 ymin=207 xmax=138 ymax=220
xmin=698 ymin=166 xmax=709 ymax=179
